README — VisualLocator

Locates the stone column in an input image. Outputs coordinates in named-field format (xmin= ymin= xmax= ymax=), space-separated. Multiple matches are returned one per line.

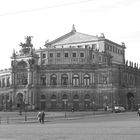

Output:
xmin=11 ymin=71 xmax=15 ymax=86
xmin=27 ymin=69 xmax=33 ymax=85
xmin=58 ymin=72 xmax=61 ymax=85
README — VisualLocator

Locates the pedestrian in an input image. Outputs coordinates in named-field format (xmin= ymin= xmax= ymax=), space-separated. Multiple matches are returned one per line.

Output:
xmin=37 ymin=111 xmax=42 ymax=123
xmin=71 ymin=107 xmax=74 ymax=112
xmin=137 ymin=108 xmax=140 ymax=117
xmin=41 ymin=111 xmax=45 ymax=124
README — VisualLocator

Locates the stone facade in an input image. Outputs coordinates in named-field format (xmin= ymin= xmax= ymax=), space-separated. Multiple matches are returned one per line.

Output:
xmin=0 ymin=26 xmax=140 ymax=111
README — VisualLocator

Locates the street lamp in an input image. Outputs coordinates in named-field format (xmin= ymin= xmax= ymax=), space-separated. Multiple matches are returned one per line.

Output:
xmin=92 ymin=101 xmax=95 ymax=115
xmin=64 ymin=99 xmax=67 ymax=118
xmin=92 ymin=101 xmax=95 ymax=110
xmin=24 ymin=92 xmax=27 ymax=121
xmin=24 ymin=102 xmax=27 ymax=121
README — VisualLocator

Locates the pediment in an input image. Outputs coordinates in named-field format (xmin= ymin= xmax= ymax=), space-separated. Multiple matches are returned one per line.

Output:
xmin=47 ymin=31 xmax=99 ymax=46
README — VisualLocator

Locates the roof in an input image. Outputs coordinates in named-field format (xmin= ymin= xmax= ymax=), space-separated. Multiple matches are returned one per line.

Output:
xmin=44 ymin=25 xmax=124 ymax=48
xmin=45 ymin=25 xmax=99 ymax=47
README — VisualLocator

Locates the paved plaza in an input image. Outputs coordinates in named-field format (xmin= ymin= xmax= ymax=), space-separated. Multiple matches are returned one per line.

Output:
xmin=0 ymin=112 xmax=140 ymax=140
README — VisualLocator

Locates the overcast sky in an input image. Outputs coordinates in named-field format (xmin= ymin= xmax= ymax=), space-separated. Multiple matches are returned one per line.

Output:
xmin=0 ymin=0 xmax=140 ymax=69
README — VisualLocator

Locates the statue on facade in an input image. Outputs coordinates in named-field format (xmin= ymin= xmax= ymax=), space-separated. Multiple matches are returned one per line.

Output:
xmin=20 ymin=36 xmax=33 ymax=55
xmin=20 ymin=36 xmax=33 ymax=48
xmin=28 ymin=59 xmax=35 ymax=68
xmin=125 ymin=60 xmax=128 ymax=66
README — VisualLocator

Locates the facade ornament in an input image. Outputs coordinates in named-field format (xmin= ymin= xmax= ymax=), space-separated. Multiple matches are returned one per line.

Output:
xmin=129 ymin=61 xmax=131 ymax=67
xmin=20 ymin=36 xmax=33 ymax=48
xmin=100 ymin=33 xmax=105 ymax=38
xmin=12 ymin=49 xmax=16 ymax=58
xmin=28 ymin=59 xmax=35 ymax=68
xmin=19 ymin=36 xmax=33 ymax=55
xmin=44 ymin=40 xmax=49 ymax=47
xmin=121 ymin=42 xmax=125 ymax=47
xmin=132 ymin=62 xmax=133 ymax=67
xmin=71 ymin=24 xmax=76 ymax=32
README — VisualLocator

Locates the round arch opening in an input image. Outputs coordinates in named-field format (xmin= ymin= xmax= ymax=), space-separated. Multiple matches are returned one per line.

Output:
xmin=127 ymin=92 xmax=135 ymax=110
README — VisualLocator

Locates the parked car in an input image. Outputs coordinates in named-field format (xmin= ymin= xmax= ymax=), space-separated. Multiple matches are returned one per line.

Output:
xmin=114 ymin=106 xmax=125 ymax=113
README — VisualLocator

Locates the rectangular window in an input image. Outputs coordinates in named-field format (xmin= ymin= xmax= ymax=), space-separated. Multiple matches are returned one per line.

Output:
xmin=57 ymin=53 xmax=61 ymax=57
xmin=42 ymin=54 xmax=46 ymax=58
xmin=72 ymin=53 xmax=76 ymax=57
xmin=92 ymin=44 xmax=96 ymax=49
xmin=49 ymin=53 xmax=53 ymax=58
xmin=80 ymin=53 xmax=84 ymax=57
xmin=99 ymin=56 xmax=102 ymax=62
xmin=110 ymin=46 xmax=112 ymax=51
xmin=104 ymin=57 xmax=107 ymax=62
xmin=85 ymin=45 xmax=89 ymax=48
xmin=64 ymin=53 xmax=69 ymax=57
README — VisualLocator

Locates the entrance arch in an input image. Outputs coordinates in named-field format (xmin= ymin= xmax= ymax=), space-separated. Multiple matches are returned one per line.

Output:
xmin=16 ymin=93 xmax=23 ymax=107
xmin=84 ymin=94 xmax=91 ymax=110
xmin=40 ymin=95 xmax=46 ymax=110
xmin=127 ymin=92 xmax=134 ymax=110
xmin=51 ymin=95 xmax=57 ymax=110
xmin=73 ymin=94 xmax=79 ymax=111
xmin=62 ymin=94 xmax=68 ymax=110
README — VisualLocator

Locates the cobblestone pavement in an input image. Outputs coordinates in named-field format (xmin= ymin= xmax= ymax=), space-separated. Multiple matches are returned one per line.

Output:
xmin=0 ymin=112 xmax=140 ymax=140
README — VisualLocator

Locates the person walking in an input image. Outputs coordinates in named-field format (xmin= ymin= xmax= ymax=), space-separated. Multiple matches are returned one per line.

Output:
xmin=137 ymin=108 xmax=140 ymax=117
xmin=37 ymin=111 xmax=42 ymax=123
xmin=41 ymin=111 xmax=45 ymax=124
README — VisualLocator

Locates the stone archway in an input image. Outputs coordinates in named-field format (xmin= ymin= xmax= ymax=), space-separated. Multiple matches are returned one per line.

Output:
xmin=127 ymin=92 xmax=134 ymax=110
xmin=16 ymin=93 xmax=23 ymax=108
xmin=84 ymin=94 xmax=91 ymax=110
xmin=51 ymin=95 xmax=57 ymax=110
xmin=73 ymin=94 xmax=79 ymax=111
xmin=62 ymin=94 xmax=68 ymax=110
xmin=40 ymin=95 xmax=46 ymax=110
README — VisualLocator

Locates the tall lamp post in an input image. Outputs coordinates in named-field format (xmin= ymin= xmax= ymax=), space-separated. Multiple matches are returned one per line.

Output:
xmin=24 ymin=91 xmax=28 ymax=121
xmin=24 ymin=102 xmax=27 ymax=121
xmin=92 ymin=101 xmax=95 ymax=115
xmin=64 ymin=99 xmax=67 ymax=118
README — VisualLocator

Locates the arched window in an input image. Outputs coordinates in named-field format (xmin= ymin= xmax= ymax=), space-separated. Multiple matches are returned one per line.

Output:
xmin=51 ymin=95 xmax=56 ymax=100
xmin=73 ymin=94 xmax=79 ymax=101
xmin=73 ymin=74 xmax=79 ymax=86
xmin=41 ymin=95 xmax=46 ymax=99
xmin=84 ymin=74 xmax=90 ymax=86
xmin=62 ymin=94 xmax=67 ymax=100
xmin=17 ymin=61 xmax=27 ymax=68
xmin=85 ymin=94 xmax=90 ymax=100
xmin=50 ymin=74 xmax=57 ymax=85
xmin=40 ymin=75 xmax=46 ymax=85
xmin=61 ymin=74 xmax=68 ymax=85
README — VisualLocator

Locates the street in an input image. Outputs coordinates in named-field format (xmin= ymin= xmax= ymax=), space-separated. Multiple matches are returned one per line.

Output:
xmin=0 ymin=112 xmax=140 ymax=140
